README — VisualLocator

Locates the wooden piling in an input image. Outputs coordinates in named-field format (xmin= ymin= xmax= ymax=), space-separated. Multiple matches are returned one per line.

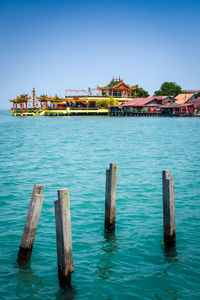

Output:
xmin=105 ymin=163 xmax=118 ymax=233
xmin=17 ymin=184 xmax=44 ymax=265
xmin=54 ymin=189 xmax=73 ymax=287
xmin=162 ymin=170 xmax=176 ymax=247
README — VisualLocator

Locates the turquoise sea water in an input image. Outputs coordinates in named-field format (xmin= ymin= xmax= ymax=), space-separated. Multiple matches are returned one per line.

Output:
xmin=0 ymin=111 xmax=200 ymax=300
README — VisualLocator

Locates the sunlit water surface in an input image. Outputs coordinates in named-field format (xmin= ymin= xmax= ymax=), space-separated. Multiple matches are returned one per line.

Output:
xmin=0 ymin=111 xmax=200 ymax=299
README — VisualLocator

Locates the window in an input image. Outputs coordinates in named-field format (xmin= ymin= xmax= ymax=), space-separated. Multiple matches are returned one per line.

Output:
xmin=113 ymin=91 xmax=122 ymax=97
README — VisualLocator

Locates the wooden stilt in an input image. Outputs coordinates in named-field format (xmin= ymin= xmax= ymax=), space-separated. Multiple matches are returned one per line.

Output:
xmin=162 ymin=170 xmax=176 ymax=247
xmin=105 ymin=163 xmax=118 ymax=233
xmin=54 ymin=189 xmax=73 ymax=287
xmin=17 ymin=184 xmax=44 ymax=265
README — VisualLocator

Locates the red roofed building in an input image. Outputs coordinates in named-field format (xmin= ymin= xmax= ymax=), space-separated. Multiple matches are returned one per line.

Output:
xmin=183 ymin=90 xmax=200 ymax=94
xmin=187 ymin=97 xmax=200 ymax=106
xmin=97 ymin=77 xmax=135 ymax=98
xmin=175 ymin=93 xmax=195 ymax=104
xmin=160 ymin=103 xmax=195 ymax=116
xmin=121 ymin=97 xmax=162 ymax=114
xmin=186 ymin=97 xmax=200 ymax=115
xmin=147 ymin=95 xmax=174 ymax=104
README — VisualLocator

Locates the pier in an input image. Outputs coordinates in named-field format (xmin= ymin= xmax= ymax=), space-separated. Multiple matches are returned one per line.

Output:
xmin=109 ymin=111 xmax=159 ymax=117
xmin=9 ymin=78 xmax=135 ymax=117
xmin=12 ymin=107 xmax=109 ymax=117
xmin=9 ymin=78 xmax=200 ymax=117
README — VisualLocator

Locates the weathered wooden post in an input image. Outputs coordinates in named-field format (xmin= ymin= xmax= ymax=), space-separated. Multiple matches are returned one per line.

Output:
xmin=17 ymin=184 xmax=44 ymax=265
xmin=54 ymin=189 xmax=74 ymax=287
xmin=162 ymin=170 xmax=176 ymax=247
xmin=105 ymin=163 xmax=118 ymax=233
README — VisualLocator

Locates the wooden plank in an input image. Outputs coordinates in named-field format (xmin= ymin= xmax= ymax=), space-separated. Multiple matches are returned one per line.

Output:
xmin=54 ymin=189 xmax=73 ymax=287
xmin=17 ymin=184 xmax=44 ymax=265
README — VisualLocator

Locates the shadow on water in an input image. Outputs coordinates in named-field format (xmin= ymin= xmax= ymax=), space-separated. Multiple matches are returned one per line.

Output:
xmin=155 ymin=289 xmax=178 ymax=300
xmin=14 ymin=260 xmax=77 ymax=300
xmin=156 ymin=246 xmax=179 ymax=299
xmin=103 ymin=232 xmax=119 ymax=253
xmin=96 ymin=232 xmax=119 ymax=280
xmin=55 ymin=286 xmax=76 ymax=300
xmin=163 ymin=245 xmax=179 ymax=263
xmin=14 ymin=261 xmax=43 ymax=298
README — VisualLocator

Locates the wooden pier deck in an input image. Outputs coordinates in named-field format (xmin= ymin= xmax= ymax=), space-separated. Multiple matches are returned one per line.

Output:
xmin=109 ymin=111 xmax=159 ymax=117
xmin=12 ymin=108 xmax=109 ymax=117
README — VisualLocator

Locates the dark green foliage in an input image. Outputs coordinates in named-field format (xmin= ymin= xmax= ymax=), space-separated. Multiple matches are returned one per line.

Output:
xmin=154 ymin=82 xmax=182 ymax=97
xmin=132 ymin=85 xmax=149 ymax=98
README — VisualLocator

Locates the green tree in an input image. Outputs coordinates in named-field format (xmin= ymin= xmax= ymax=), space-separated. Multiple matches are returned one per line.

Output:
xmin=97 ymin=97 xmax=119 ymax=108
xmin=97 ymin=99 xmax=109 ymax=108
xmin=132 ymin=85 xmax=149 ymax=98
xmin=109 ymin=96 xmax=119 ymax=106
xmin=195 ymin=92 xmax=200 ymax=98
xmin=154 ymin=82 xmax=182 ymax=97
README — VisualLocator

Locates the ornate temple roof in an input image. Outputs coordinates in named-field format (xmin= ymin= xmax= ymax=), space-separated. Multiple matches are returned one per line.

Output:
xmin=97 ymin=77 xmax=135 ymax=90
xmin=36 ymin=94 xmax=51 ymax=102
xmin=9 ymin=94 xmax=31 ymax=103
xmin=50 ymin=94 xmax=64 ymax=103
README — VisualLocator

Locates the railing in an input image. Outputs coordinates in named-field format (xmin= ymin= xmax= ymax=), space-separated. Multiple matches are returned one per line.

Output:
xmin=64 ymin=95 xmax=133 ymax=99
xmin=46 ymin=107 xmax=101 ymax=111
xmin=69 ymin=107 xmax=99 ymax=110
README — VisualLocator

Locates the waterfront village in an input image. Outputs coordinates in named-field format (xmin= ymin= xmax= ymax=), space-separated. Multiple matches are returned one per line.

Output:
xmin=10 ymin=77 xmax=200 ymax=117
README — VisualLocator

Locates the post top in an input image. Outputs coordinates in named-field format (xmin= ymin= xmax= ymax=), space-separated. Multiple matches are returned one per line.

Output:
xmin=33 ymin=184 xmax=43 ymax=195
xmin=162 ymin=170 xmax=171 ymax=180
xmin=110 ymin=162 xmax=118 ymax=167
xmin=58 ymin=189 xmax=70 ymax=199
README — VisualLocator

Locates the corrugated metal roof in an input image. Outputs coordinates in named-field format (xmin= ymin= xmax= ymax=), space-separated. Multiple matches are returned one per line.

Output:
xmin=161 ymin=103 xmax=194 ymax=108
xmin=121 ymin=97 xmax=161 ymax=107
xmin=184 ymin=90 xmax=200 ymax=93
xmin=187 ymin=97 xmax=200 ymax=107
xmin=147 ymin=96 xmax=169 ymax=101
xmin=175 ymin=93 xmax=194 ymax=104
xmin=121 ymin=98 xmax=149 ymax=106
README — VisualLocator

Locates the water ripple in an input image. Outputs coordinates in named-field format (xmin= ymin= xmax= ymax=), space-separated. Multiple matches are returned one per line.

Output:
xmin=0 ymin=112 xmax=200 ymax=299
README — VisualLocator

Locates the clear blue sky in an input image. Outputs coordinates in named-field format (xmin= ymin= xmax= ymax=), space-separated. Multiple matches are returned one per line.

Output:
xmin=0 ymin=0 xmax=200 ymax=108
